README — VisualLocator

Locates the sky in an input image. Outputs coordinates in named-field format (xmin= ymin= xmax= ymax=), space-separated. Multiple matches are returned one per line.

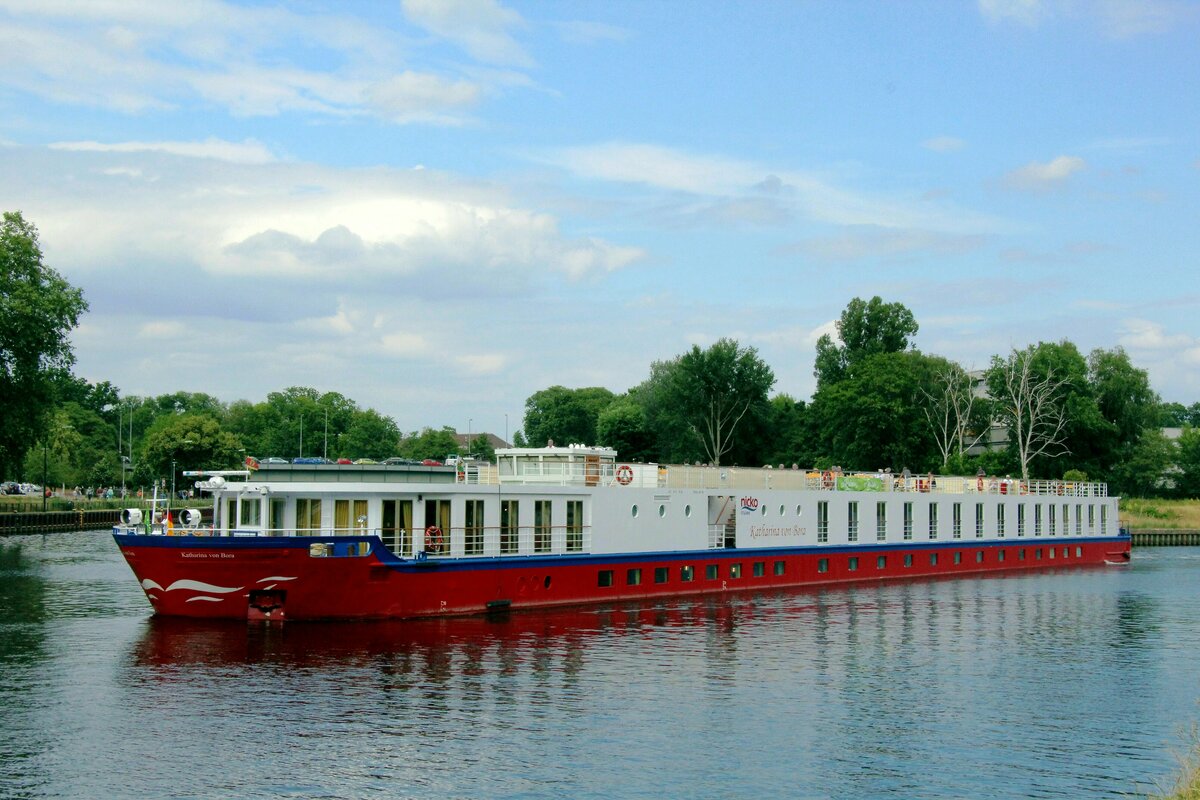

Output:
xmin=2 ymin=0 xmax=1198 ymax=442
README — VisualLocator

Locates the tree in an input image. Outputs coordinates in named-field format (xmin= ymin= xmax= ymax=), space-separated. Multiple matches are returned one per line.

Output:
xmin=1177 ymin=428 xmax=1200 ymax=499
xmin=809 ymin=351 xmax=943 ymax=472
xmin=467 ymin=434 xmax=496 ymax=463
xmin=986 ymin=344 xmax=1071 ymax=482
xmin=398 ymin=427 xmax=460 ymax=461
xmin=596 ymin=397 xmax=655 ymax=461
xmin=814 ymin=296 xmax=918 ymax=389
xmin=922 ymin=362 xmax=990 ymax=469
xmin=661 ymin=338 xmax=775 ymax=466
xmin=140 ymin=414 xmax=244 ymax=489
xmin=520 ymin=386 xmax=614 ymax=447
xmin=0 ymin=211 xmax=88 ymax=478
xmin=341 ymin=408 xmax=400 ymax=460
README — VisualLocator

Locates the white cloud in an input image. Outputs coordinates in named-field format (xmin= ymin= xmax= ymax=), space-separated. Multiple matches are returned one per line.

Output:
xmin=51 ymin=137 xmax=277 ymax=165
xmin=1118 ymin=319 xmax=1193 ymax=351
xmin=456 ymin=353 xmax=507 ymax=374
xmin=138 ymin=321 xmax=186 ymax=338
xmin=1002 ymin=155 xmax=1086 ymax=191
xmin=922 ymin=136 xmax=966 ymax=152
xmin=795 ymin=226 xmax=985 ymax=263
xmin=401 ymin=0 xmax=531 ymax=67
xmin=365 ymin=72 xmax=482 ymax=124
xmin=978 ymin=0 xmax=1045 ymax=27
xmin=545 ymin=142 xmax=1004 ymax=235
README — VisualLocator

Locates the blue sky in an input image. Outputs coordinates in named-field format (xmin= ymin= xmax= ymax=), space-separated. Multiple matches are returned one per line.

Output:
xmin=2 ymin=0 xmax=1198 ymax=441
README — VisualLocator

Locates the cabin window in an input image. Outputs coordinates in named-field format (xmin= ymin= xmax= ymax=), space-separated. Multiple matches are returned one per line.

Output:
xmin=774 ymin=560 xmax=785 ymax=576
xmin=1049 ymin=504 xmax=1057 ymax=535
xmin=1019 ymin=548 xmax=1025 ymax=560
xmin=903 ymin=502 xmax=913 ymax=541
xmin=1075 ymin=546 xmax=1082 ymax=557
xmin=998 ymin=550 xmax=1006 ymax=562
xmin=295 ymin=498 xmax=321 ymax=534
xmin=753 ymin=562 xmax=765 ymax=577
xmin=928 ymin=503 xmax=938 ymax=540
xmin=626 ymin=568 xmax=642 ymax=586
xmin=681 ymin=565 xmax=694 ymax=582
xmin=817 ymin=502 xmax=829 ymax=543
xmin=334 ymin=499 xmax=368 ymax=535
xmin=796 ymin=504 xmax=803 ymax=516
xmin=660 ymin=504 xmax=667 ymax=518
xmin=954 ymin=551 xmax=962 ymax=565
xmin=240 ymin=497 xmax=262 ymax=527
xmin=1035 ymin=504 xmax=1043 ymax=535
xmin=1076 ymin=504 xmax=1083 ymax=535
xmin=976 ymin=550 xmax=984 ymax=563
xmin=730 ymin=563 xmax=742 ymax=579
xmin=382 ymin=499 xmax=413 ymax=556
xmin=1049 ymin=548 xmax=1056 ymax=559
xmin=997 ymin=504 xmax=1006 ymax=538
xmin=598 ymin=570 xmax=614 ymax=587
xmin=631 ymin=504 xmax=639 ymax=518
xmin=654 ymin=567 xmax=669 ymax=584
xmin=685 ymin=504 xmax=692 ymax=518
xmin=1017 ymin=505 xmax=1025 ymax=537
xmin=876 ymin=502 xmax=887 ymax=542
xmin=952 ymin=503 xmax=962 ymax=539
xmin=975 ymin=503 xmax=984 ymax=538
xmin=706 ymin=564 xmax=719 ymax=580
xmin=876 ymin=555 xmax=886 ymax=569
xmin=904 ymin=554 xmax=913 ymax=567
xmin=1087 ymin=505 xmax=1095 ymax=534
xmin=930 ymin=553 xmax=938 ymax=566
xmin=501 ymin=500 xmax=519 ymax=554
xmin=566 ymin=500 xmax=584 ymax=552
xmin=534 ymin=500 xmax=552 ymax=553
xmin=817 ymin=558 xmax=829 ymax=573
xmin=464 ymin=499 xmax=484 ymax=555
xmin=847 ymin=557 xmax=859 ymax=572
xmin=848 ymin=501 xmax=859 ymax=542
xmin=269 ymin=499 xmax=285 ymax=535
xmin=1036 ymin=548 xmax=1043 ymax=559
xmin=1100 ymin=505 xmax=1108 ymax=534
xmin=1062 ymin=504 xmax=1070 ymax=535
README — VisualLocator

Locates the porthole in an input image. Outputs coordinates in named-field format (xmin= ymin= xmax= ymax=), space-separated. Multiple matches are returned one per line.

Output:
xmin=684 ymin=504 xmax=692 ymax=517
xmin=544 ymin=575 xmax=552 ymax=589
xmin=779 ymin=504 xmax=786 ymax=516
xmin=658 ymin=504 xmax=666 ymax=518
xmin=796 ymin=505 xmax=802 ymax=516
xmin=631 ymin=504 xmax=639 ymax=518
xmin=760 ymin=505 xmax=767 ymax=516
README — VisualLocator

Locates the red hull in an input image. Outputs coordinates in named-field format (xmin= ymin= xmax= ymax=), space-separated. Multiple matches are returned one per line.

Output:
xmin=115 ymin=533 xmax=1132 ymax=621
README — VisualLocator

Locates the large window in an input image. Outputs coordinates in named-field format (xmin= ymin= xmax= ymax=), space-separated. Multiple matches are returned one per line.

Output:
xmin=382 ymin=499 xmax=413 ymax=556
xmin=240 ymin=497 xmax=262 ymax=527
xmin=1017 ymin=505 xmax=1025 ymax=537
xmin=997 ymin=504 xmax=1006 ymax=538
xmin=270 ymin=498 xmax=285 ymax=535
xmin=928 ymin=503 xmax=938 ymax=540
xmin=848 ymin=501 xmax=859 ymax=542
xmin=335 ymin=499 xmax=368 ymax=535
xmin=975 ymin=503 xmax=984 ymax=538
xmin=424 ymin=499 xmax=451 ymax=552
xmin=464 ymin=499 xmax=484 ymax=555
xmin=817 ymin=501 xmax=829 ymax=543
xmin=535 ymin=500 xmax=552 ymax=553
xmin=953 ymin=503 xmax=962 ymax=539
xmin=903 ymin=502 xmax=913 ymax=541
xmin=1035 ymin=504 xmax=1043 ymax=535
xmin=876 ymin=502 xmax=887 ymax=542
xmin=295 ymin=498 xmax=322 ymax=534
xmin=566 ymin=500 xmax=584 ymax=552
xmin=501 ymin=500 xmax=519 ymax=554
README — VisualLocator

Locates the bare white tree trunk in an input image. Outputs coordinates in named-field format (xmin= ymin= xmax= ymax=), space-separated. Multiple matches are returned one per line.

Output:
xmin=993 ymin=347 xmax=1070 ymax=481
xmin=923 ymin=365 xmax=987 ymax=469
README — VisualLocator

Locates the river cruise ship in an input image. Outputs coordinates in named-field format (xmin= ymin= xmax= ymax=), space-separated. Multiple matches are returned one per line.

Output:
xmin=112 ymin=445 xmax=1130 ymax=621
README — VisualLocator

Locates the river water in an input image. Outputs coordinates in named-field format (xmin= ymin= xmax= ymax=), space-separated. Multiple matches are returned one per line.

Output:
xmin=1 ymin=531 xmax=1198 ymax=800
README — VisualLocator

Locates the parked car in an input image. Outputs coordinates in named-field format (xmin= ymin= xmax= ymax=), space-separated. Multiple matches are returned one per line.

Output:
xmin=336 ymin=458 xmax=353 ymax=465
xmin=421 ymin=459 xmax=443 ymax=466
xmin=353 ymin=458 xmax=378 ymax=464
xmin=1 ymin=481 xmax=20 ymax=495
xmin=291 ymin=457 xmax=327 ymax=464
xmin=263 ymin=457 xmax=288 ymax=464
xmin=382 ymin=457 xmax=419 ymax=465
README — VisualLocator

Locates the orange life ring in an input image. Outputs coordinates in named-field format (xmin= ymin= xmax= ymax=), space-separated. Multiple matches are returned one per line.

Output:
xmin=616 ymin=464 xmax=634 ymax=485
xmin=821 ymin=471 xmax=833 ymax=489
xmin=425 ymin=525 xmax=444 ymax=553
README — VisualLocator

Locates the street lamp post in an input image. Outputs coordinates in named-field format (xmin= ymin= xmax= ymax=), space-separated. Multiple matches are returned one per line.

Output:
xmin=42 ymin=440 xmax=47 ymax=512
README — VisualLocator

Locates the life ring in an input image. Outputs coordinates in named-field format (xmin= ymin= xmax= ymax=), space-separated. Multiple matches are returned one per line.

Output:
xmin=821 ymin=470 xmax=833 ymax=489
xmin=425 ymin=525 xmax=443 ymax=553
xmin=1055 ymin=482 xmax=1063 ymax=496
xmin=616 ymin=464 xmax=634 ymax=486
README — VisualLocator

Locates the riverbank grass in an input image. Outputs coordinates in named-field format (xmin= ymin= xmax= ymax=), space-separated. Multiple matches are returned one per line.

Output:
xmin=1121 ymin=499 xmax=1200 ymax=530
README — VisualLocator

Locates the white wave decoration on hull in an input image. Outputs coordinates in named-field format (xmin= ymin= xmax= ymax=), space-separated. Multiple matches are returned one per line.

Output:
xmin=185 ymin=596 xmax=226 ymax=603
xmin=140 ymin=578 xmax=244 ymax=594
xmin=257 ymin=576 xmax=298 ymax=583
